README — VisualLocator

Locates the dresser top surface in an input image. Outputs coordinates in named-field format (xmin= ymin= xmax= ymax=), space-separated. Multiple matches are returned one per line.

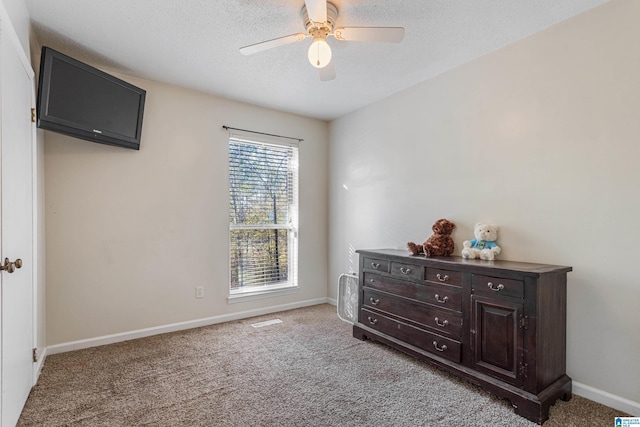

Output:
xmin=357 ymin=248 xmax=572 ymax=276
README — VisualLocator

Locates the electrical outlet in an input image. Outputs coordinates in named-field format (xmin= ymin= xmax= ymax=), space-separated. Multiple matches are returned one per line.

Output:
xmin=195 ymin=286 xmax=205 ymax=299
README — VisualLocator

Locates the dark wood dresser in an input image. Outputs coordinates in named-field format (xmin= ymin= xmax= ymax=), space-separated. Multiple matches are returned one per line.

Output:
xmin=353 ymin=249 xmax=572 ymax=424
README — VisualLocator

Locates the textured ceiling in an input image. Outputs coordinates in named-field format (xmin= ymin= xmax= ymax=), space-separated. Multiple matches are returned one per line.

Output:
xmin=24 ymin=0 xmax=608 ymax=121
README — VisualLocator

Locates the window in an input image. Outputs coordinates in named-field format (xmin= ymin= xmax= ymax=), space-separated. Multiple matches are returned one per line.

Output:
xmin=228 ymin=134 xmax=298 ymax=296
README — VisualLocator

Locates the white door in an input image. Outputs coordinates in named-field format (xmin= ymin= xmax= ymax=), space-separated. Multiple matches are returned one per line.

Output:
xmin=0 ymin=18 xmax=35 ymax=427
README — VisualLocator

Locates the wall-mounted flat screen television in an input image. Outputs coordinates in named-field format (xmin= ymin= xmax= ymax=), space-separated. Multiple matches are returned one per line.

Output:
xmin=37 ymin=47 xmax=146 ymax=150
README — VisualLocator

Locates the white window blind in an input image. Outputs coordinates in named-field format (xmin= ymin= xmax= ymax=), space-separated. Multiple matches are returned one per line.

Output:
xmin=229 ymin=134 xmax=299 ymax=293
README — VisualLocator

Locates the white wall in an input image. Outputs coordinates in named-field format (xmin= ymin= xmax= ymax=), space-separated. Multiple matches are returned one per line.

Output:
xmin=0 ymin=0 xmax=29 ymax=54
xmin=44 ymin=76 xmax=329 ymax=345
xmin=330 ymin=0 xmax=639 ymax=410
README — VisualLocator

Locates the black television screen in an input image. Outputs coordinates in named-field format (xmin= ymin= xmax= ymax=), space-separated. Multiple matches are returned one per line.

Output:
xmin=37 ymin=47 xmax=146 ymax=150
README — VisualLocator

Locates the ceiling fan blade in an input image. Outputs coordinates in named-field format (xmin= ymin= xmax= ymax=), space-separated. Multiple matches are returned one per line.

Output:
xmin=305 ymin=0 xmax=327 ymax=24
xmin=333 ymin=27 xmax=405 ymax=43
xmin=239 ymin=33 xmax=308 ymax=56
xmin=319 ymin=60 xmax=335 ymax=81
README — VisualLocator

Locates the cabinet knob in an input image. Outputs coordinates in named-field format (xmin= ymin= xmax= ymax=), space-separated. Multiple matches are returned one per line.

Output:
xmin=367 ymin=316 xmax=378 ymax=325
xmin=434 ymin=294 xmax=449 ymax=304
xmin=436 ymin=273 xmax=449 ymax=282
xmin=400 ymin=267 xmax=411 ymax=275
xmin=487 ymin=282 xmax=505 ymax=291
xmin=433 ymin=341 xmax=448 ymax=352
xmin=371 ymin=262 xmax=380 ymax=270
xmin=369 ymin=297 xmax=380 ymax=305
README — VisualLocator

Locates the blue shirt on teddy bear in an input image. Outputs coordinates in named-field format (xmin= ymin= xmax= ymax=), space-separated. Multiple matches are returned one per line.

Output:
xmin=470 ymin=239 xmax=497 ymax=250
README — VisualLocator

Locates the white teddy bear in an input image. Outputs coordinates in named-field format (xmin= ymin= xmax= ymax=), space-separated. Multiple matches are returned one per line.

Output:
xmin=462 ymin=223 xmax=501 ymax=261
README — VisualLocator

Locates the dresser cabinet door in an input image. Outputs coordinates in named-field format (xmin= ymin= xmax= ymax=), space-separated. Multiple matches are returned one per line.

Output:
xmin=471 ymin=295 xmax=524 ymax=386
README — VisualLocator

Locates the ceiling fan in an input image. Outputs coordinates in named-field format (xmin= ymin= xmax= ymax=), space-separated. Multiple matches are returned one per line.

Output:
xmin=239 ymin=0 xmax=405 ymax=81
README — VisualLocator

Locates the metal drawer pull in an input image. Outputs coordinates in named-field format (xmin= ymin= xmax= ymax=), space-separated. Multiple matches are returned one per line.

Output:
xmin=369 ymin=297 xmax=380 ymax=305
xmin=436 ymin=273 xmax=449 ymax=282
xmin=400 ymin=267 xmax=412 ymax=275
xmin=433 ymin=341 xmax=447 ymax=352
xmin=371 ymin=262 xmax=380 ymax=270
xmin=367 ymin=316 xmax=378 ymax=325
xmin=434 ymin=294 xmax=449 ymax=303
xmin=487 ymin=282 xmax=505 ymax=291
xmin=434 ymin=317 xmax=449 ymax=327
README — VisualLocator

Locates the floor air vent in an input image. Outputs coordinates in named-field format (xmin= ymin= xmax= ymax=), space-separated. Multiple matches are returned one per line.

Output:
xmin=251 ymin=319 xmax=283 ymax=328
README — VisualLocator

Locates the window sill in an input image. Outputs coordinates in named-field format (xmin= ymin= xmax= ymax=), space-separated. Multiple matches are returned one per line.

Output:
xmin=227 ymin=285 xmax=299 ymax=304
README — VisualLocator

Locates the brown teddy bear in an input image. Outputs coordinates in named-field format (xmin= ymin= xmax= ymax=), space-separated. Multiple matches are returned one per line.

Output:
xmin=407 ymin=218 xmax=456 ymax=257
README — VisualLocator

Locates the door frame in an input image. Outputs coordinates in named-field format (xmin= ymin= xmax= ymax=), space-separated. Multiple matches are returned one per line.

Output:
xmin=29 ymin=53 xmax=42 ymax=384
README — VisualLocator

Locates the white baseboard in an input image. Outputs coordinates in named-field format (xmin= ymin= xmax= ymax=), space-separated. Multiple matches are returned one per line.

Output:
xmin=47 ymin=297 xmax=330 ymax=355
xmin=326 ymin=297 xmax=337 ymax=306
xmin=573 ymin=381 xmax=640 ymax=416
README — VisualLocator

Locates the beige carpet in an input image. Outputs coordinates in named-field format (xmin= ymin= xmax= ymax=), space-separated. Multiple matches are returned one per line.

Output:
xmin=19 ymin=304 xmax=625 ymax=426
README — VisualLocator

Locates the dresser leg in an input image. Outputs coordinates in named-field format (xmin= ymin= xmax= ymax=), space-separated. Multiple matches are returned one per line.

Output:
xmin=512 ymin=376 xmax=572 ymax=424
xmin=353 ymin=324 xmax=369 ymax=341
xmin=514 ymin=400 xmax=550 ymax=425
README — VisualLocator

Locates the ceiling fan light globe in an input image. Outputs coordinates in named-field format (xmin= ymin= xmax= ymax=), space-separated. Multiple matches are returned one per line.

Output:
xmin=308 ymin=38 xmax=332 ymax=68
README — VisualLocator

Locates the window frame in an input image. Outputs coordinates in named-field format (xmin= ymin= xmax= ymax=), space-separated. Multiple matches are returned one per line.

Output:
xmin=227 ymin=133 xmax=299 ymax=301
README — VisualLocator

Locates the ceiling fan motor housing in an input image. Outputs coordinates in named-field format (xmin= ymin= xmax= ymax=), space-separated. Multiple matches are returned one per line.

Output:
xmin=303 ymin=1 xmax=338 ymax=33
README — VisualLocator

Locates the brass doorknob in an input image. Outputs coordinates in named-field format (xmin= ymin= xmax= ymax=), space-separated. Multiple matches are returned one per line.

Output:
xmin=0 ymin=257 xmax=22 ymax=273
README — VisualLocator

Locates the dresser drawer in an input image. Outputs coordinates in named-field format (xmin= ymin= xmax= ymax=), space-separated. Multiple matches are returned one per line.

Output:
xmin=472 ymin=274 xmax=524 ymax=299
xmin=360 ymin=308 xmax=461 ymax=363
xmin=390 ymin=261 xmax=423 ymax=281
xmin=364 ymin=273 xmax=462 ymax=312
xmin=363 ymin=288 xmax=463 ymax=338
xmin=425 ymin=268 xmax=463 ymax=287
xmin=363 ymin=257 xmax=390 ymax=274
